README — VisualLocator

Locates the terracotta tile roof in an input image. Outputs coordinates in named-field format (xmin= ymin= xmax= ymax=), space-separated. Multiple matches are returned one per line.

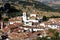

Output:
xmin=55 ymin=29 xmax=60 ymax=33
xmin=42 ymin=18 xmax=60 ymax=25
xmin=49 ymin=18 xmax=60 ymax=23
xmin=7 ymin=28 xmax=29 ymax=39
xmin=8 ymin=24 xmax=16 ymax=29
xmin=8 ymin=32 xmax=18 ymax=39
xmin=27 ymin=32 xmax=33 ymax=37
xmin=9 ymin=17 xmax=22 ymax=21
xmin=39 ymin=31 xmax=44 ymax=35
xmin=14 ymin=23 xmax=23 ymax=26
xmin=18 ymin=33 xmax=28 ymax=39
xmin=27 ymin=31 xmax=44 ymax=37
xmin=33 ymin=32 xmax=40 ymax=35
xmin=13 ymin=28 xmax=24 ymax=32
xmin=2 ymin=23 xmax=23 ymax=33
xmin=2 ymin=27 xmax=10 ymax=33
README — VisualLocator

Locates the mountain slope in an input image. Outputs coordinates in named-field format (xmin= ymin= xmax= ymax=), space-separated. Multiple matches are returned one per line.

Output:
xmin=14 ymin=1 xmax=60 ymax=17
xmin=18 ymin=1 xmax=60 ymax=12
xmin=0 ymin=1 xmax=60 ymax=18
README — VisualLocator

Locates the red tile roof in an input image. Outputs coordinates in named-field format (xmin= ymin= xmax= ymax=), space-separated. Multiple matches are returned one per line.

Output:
xmin=18 ymin=33 xmax=28 ymax=39
xmin=8 ymin=32 xmax=18 ymax=39
xmin=9 ymin=17 xmax=23 ymax=21
xmin=2 ymin=27 xmax=10 ymax=33
xmin=14 ymin=23 xmax=23 ymax=26
xmin=13 ymin=28 xmax=24 ymax=32
xmin=8 ymin=24 xmax=16 ymax=29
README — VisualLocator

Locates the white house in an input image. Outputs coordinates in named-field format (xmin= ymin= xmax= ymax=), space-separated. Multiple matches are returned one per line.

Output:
xmin=45 ymin=24 xmax=58 ymax=29
xmin=40 ymin=23 xmax=45 ymax=27
xmin=24 ymin=21 xmax=32 ymax=26
xmin=30 ymin=14 xmax=36 ymax=17
xmin=40 ymin=20 xmax=60 ymax=29
xmin=44 ymin=21 xmax=60 ymax=29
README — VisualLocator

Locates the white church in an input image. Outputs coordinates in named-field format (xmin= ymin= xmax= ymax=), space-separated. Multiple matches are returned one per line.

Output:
xmin=23 ymin=12 xmax=39 ymax=26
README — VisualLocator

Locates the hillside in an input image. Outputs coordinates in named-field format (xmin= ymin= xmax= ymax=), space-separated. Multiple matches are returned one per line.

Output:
xmin=0 ymin=1 xmax=60 ymax=18
xmin=14 ymin=1 xmax=60 ymax=17
xmin=18 ymin=1 xmax=58 ymax=12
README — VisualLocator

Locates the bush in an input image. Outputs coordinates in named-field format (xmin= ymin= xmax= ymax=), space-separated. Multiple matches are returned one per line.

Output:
xmin=42 ymin=16 xmax=48 ymax=21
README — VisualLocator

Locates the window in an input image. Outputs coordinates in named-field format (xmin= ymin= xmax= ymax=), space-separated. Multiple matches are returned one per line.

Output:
xmin=26 ymin=22 xmax=29 ymax=24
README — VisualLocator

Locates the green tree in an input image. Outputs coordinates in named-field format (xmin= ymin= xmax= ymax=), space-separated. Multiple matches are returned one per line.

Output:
xmin=37 ymin=37 xmax=42 ymax=40
xmin=0 ymin=14 xmax=2 ymax=20
xmin=48 ymin=29 xmax=60 ymax=40
xmin=48 ymin=29 xmax=55 ymax=33
xmin=3 ymin=18 xmax=9 ymax=21
xmin=54 ymin=32 xmax=60 ymax=40
xmin=42 ymin=16 xmax=48 ymax=21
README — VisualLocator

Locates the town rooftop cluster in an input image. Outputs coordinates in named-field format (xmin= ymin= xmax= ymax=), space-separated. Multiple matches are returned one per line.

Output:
xmin=0 ymin=11 xmax=60 ymax=40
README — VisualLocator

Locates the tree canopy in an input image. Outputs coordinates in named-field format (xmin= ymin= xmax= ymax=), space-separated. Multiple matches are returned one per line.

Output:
xmin=0 ymin=3 xmax=23 ymax=18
